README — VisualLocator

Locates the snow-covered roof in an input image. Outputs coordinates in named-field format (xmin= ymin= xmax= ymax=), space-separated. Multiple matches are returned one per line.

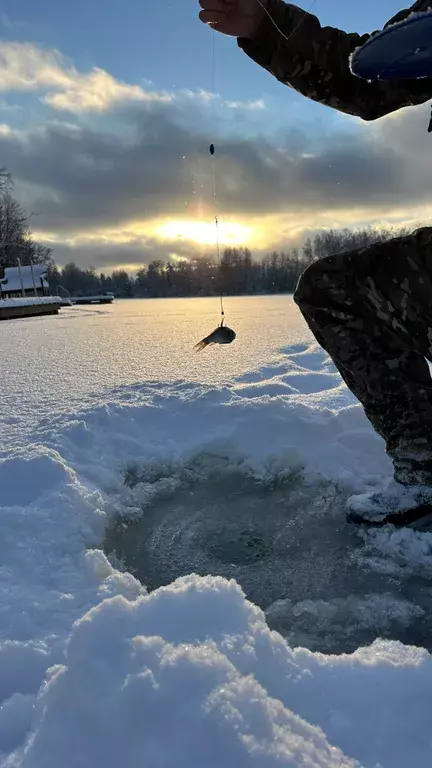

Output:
xmin=0 ymin=264 xmax=49 ymax=292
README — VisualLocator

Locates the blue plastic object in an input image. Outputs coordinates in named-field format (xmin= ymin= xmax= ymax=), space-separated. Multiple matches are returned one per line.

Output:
xmin=350 ymin=11 xmax=432 ymax=81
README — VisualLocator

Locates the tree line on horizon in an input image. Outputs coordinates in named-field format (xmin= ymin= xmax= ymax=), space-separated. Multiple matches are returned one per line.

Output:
xmin=46 ymin=224 xmax=410 ymax=299
xmin=0 ymin=167 xmax=411 ymax=299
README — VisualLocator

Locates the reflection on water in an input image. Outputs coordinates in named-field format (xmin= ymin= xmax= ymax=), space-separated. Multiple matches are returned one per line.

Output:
xmin=104 ymin=464 xmax=432 ymax=655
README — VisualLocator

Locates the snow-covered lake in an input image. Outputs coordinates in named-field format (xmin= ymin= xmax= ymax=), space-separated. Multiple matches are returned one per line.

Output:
xmin=1 ymin=296 xmax=432 ymax=768
xmin=0 ymin=296 xmax=307 ymax=441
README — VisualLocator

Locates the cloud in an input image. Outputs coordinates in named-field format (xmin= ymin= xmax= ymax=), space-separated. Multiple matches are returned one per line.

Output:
xmin=0 ymin=12 xmax=27 ymax=31
xmin=1 ymin=40 xmax=432 ymax=271
xmin=0 ymin=42 xmax=265 ymax=115
xmin=44 ymin=69 xmax=172 ymax=113
xmin=39 ymin=233 xmax=207 ymax=271
xmin=3 ymin=99 xmax=430 ymax=233
xmin=0 ymin=42 xmax=172 ymax=113
xmin=0 ymin=122 xmax=15 ymax=136
xmin=226 ymin=99 xmax=266 ymax=110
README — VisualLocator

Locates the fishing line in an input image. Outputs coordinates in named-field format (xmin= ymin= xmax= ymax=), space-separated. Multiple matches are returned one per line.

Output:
xmin=252 ymin=0 xmax=318 ymax=45
xmin=197 ymin=0 xmax=320 ymax=350
xmin=207 ymin=0 xmax=318 ymax=326
xmin=210 ymin=30 xmax=225 ymax=326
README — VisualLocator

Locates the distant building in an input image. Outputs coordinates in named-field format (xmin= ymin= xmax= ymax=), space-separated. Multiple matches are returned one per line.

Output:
xmin=0 ymin=265 xmax=49 ymax=298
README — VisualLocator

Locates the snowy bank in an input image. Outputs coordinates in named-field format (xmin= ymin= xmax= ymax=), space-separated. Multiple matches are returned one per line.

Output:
xmin=1 ymin=339 xmax=432 ymax=767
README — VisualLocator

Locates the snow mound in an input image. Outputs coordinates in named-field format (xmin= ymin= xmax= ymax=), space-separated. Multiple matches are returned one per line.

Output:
xmin=11 ymin=576 xmax=432 ymax=768
xmin=33 ymin=341 xmax=389 ymax=493
xmin=0 ymin=451 xmax=75 ymax=506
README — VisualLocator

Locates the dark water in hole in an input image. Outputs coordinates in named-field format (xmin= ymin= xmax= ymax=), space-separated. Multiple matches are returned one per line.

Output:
xmin=104 ymin=471 xmax=432 ymax=654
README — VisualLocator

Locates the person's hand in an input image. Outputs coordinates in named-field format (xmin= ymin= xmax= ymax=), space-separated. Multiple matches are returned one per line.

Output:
xmin=198 ymin=0 xmax=266 ymax=39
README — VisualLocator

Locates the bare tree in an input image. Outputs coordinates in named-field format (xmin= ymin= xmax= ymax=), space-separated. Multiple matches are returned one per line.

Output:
xmin=0 ymin=169 xmax=51 ymax=273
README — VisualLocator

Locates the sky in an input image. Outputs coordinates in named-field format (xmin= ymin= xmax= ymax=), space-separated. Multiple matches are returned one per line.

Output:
xmin=0 ymin=0 xmax=431 ymax=272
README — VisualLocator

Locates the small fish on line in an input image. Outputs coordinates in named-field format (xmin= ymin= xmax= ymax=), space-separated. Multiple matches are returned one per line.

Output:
xmin=209 ymin=143 xmax=215 ymax=155
xmin=194 ymin=325 xmax=236 ymax=353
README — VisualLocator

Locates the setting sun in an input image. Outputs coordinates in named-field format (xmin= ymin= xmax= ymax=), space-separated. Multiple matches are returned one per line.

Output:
xmin=154 ymin=219 xmax=252 ymax=247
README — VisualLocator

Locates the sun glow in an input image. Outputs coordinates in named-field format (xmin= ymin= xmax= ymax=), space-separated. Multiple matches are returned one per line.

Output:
xmin=154 ymin=219 xmax=252 ymax=247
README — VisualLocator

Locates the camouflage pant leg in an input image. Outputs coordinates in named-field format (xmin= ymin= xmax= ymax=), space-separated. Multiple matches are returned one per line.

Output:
xmin=294 ymin=227 xmax=432 ymax=485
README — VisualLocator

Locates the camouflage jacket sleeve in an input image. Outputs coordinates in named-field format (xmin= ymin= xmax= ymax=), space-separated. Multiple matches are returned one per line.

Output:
xmin=237 ymin=1 xmax=432 ymax=120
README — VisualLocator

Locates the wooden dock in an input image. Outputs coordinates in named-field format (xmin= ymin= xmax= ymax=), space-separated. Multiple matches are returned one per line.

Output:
xmin=0 ymin=297 xmax=63 ymax=321
xmin=71 ymin=293 xmax=114 ymax=305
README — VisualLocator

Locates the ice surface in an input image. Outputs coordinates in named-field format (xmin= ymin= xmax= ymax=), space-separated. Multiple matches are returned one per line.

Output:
xmin=1 ymin=297 xmax=432 ymax=767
